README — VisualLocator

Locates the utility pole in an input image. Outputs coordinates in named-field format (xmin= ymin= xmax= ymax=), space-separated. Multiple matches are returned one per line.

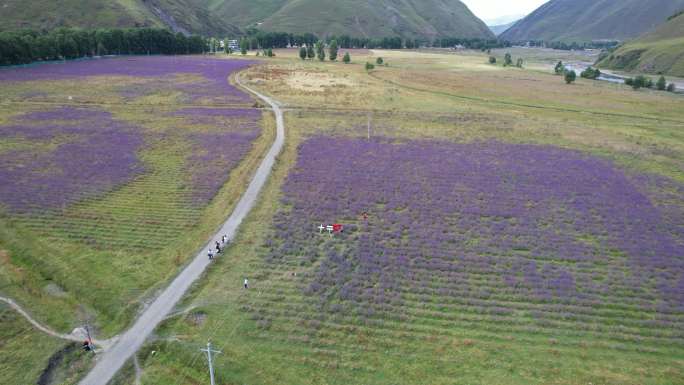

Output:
xmin=200 ymin=341 xmax=222 ymax=385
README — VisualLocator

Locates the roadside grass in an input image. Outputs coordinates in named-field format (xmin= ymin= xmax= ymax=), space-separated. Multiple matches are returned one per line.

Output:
xmin=126 ymin=49 xmax=684 ymax=385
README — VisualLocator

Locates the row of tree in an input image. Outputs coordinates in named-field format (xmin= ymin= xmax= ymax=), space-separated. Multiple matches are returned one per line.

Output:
xmin=0 ymin=28 xmax=207 ymax=66
xmin=625 ymin=75 xmax=676 ymax=92
xmin=522 ymin=40 xmax=619 ymax=51
xmin=239 ymin=31 xmax=511 ymax=51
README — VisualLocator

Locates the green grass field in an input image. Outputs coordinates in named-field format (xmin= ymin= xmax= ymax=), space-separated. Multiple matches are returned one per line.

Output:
xmin=116 ymin=50 xmax=684 ymax=385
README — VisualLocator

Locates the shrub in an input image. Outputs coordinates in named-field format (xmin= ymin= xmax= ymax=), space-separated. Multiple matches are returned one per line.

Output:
xmin=376 ymin=57 xmax=384 ymax=65
xmin=580 ymin=67 xmax=601 ymax=80
xmin=365 ymin=62 xmax=375 ymax=71
xmin=504 ymin=53 xmax=512 ymax=66
xmin=667 ymin=83 xmax=676 ymax=92
xmin=554 ymin=61 xmax=565 ymax=75
xmin=565 ymin=70 xmax=576 ymax=84
xmin=631 ymin=75 xmax=652 ymax=90
xmin=343 ymin=52 xmax=351 ymax=64
xmin=489 ymin=56 xmax=496 ymax=64
xmin=299 ymin=46 xmax=307 ymax=60
xmin=516 ymin=58 xmax=524 ymax=68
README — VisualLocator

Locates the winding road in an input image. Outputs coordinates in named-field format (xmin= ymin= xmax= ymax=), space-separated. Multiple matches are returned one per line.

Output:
xmin=78 ymin=74 xmax=285 ymax=385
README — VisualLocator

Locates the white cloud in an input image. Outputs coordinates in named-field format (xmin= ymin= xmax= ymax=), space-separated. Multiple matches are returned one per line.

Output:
xmin=461 ymin=0 xmax=549 ymax=23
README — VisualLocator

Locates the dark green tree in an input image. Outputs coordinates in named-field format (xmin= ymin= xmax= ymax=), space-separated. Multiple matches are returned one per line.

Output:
xmin=504 ymin=53 xmax=513 ymax=66
xmin=565 ymin=70 xmax=576 ymax=84
xmin=329 ymin=39 xmax=339 ymax=61
xmin=240 ymin=38 xmax=248 ymax=55
xmin=516 ymin=58 xmax=523 ymax=68
xmin=307 ymin=44 xmax=315 ymax=59
xmin=343 ymin=52 xmax=351 ymax=64
xmin=376 ymin=57 xmax=383 ymax=65
xmin=299 ymin=46 xmax=307 ymax=60
xmin=667 ymin=83 xmax=676 ymax=92
xmin=489 ymin=56 xmax=496 ymax=64
xmin=315 ymin=40 xmax=325 ymax=61
xmin=656 ymin=75 xmax=667 ymax=91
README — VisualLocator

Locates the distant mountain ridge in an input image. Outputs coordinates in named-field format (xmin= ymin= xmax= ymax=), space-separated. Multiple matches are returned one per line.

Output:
xmin=598 ymin=12 xmax=684 ymax=77
xmin=500 ymin=0 xmax=684 ymax=42
xmin=0 ymin=0 xmax=494 ymax=40
xmin=489 ymin=21 xmax=520 ymax=36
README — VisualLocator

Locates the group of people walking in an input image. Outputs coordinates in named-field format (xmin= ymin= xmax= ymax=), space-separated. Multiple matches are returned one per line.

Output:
xmin=207 ymin=235 xmax=249 ymax=289
xmin=208 ymin=234 xmax=229 ymax=260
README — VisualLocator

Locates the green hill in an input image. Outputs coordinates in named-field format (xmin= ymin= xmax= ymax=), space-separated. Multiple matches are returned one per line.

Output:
xmin=0 ymin=0 xmax=240 ymax=36
xmin=598 ymin=13 xmax=684 ymax=77
xmin=208 ymin=0 xmax=494 ymax=40
xmin=0 ymin=0 xmax=492 ymax=40
xmin=500 ymin=0 xmax=684 ymax=42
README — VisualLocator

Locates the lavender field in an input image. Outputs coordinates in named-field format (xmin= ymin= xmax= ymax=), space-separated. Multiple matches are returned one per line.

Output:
xmin=0 ymin=56 xmax=263 ymax=337
xmin=243 ymin=136 xmax=683 ymax=371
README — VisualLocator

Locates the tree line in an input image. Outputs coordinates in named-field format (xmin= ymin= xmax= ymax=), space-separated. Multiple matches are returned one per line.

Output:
xmin=0 ymin=28 xmax=207 ymax=66
xmin=520 ymin=40 xmax=619 ymax=51
xmin=241 ymin=30 xmax=510 ymax=51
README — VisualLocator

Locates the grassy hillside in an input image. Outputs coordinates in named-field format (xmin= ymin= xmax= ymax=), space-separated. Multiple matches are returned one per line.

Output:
xmin=598 ymin=13 xmax=684 ymax=77
xmin=209 ymin=0 xmax=494 ymax=40
xmin=500 ymin=0 xmax=684 ymax=42
xmin=0 ymin=0 xmax=239 ymax=36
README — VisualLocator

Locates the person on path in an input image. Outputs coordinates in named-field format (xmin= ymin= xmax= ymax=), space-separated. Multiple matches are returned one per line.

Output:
xmin=215 ymin=241 xmax=221 ymax=254
xmin=222 ymin=235 xmax=228 ymax=247
xmin=244 ymin=278 xmax=249 ymax=289
xmin=208 ymin=249 xmax=214 ymax=260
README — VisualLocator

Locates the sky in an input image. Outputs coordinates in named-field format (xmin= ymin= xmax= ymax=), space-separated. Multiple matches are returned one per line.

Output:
xmin=461 ymin=0 xmax=549 ymax=24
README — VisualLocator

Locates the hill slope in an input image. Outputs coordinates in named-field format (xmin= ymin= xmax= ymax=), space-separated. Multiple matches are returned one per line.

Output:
xmin=0 ymin=0 xmax=240 ymax=36
xmin=598 ymin=13 xmax=684 ymax=77
xmin=209 ymin=0 xmax=494 ymax=40
xmin=500 ymin=0 xmax=684 ymax=42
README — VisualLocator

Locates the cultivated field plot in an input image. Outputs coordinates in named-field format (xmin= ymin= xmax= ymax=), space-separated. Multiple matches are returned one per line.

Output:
xmin=259 ymin=135 xmax=684 ymax=348
xmin=0 ymin=56 xmax=265 ymax=382
xmin=138 ymin=50 xmax=684 ymax=385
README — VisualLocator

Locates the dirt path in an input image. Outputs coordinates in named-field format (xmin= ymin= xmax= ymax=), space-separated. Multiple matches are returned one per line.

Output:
xmin=78 ymin=74 xmax=285 ymax=385
xmin=0 ymin=296 xmax=115 ymax=348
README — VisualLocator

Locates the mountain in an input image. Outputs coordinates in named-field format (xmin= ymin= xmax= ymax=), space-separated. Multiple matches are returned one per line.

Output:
xmin=485 ymin=14 xmax=524 ymax=36
xmin=598 ymin=12 xmax=684 ymax=77
xmin=500 ymin=0 xmax=684 ymax=42
xmin=0 ymin=0 xmax=493 ymax=40
xmin=0 ymin=0 xmax=240 ymax=36
xmin=484 ymin=14 xmax=525 ymax=27
xmin=490 ymin=21 xmax=519 ymax=36
xmin=207 ymin=0 xmax=495 ymax=40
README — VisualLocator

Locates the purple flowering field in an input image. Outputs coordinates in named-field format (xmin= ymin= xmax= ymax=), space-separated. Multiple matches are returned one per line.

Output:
xmin=0 ymin=56 xmax=255 ymax=105
xmin=0 ymin=57 xmax=262 ymax=307
xmin=251 ymin=136 xmax=684 ymax=354
xmin=0 ymin=107 xmax=145 ymax=213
